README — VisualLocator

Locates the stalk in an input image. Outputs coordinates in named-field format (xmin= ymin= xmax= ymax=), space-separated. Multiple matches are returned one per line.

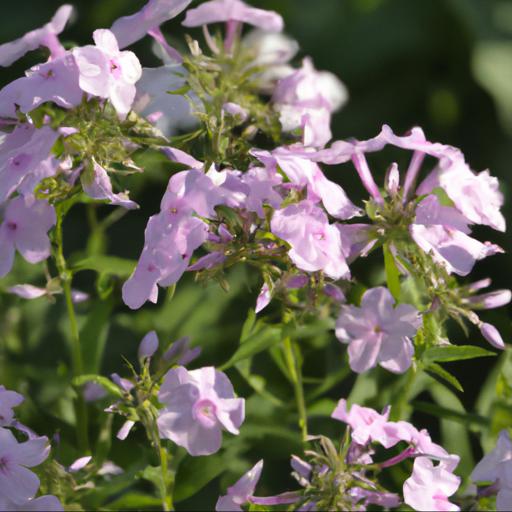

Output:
xmin=283 ymin=336 xmax=308 ymax=443
xmin=54 ymin=208 xmax=89 ymax=451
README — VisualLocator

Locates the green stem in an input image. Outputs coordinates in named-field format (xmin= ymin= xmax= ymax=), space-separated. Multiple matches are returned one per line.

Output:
xmin=55 ymin=209 xmax=89 ymax=451
xmin=159 ymin=444 xmax=173 ymax=512
xmin=283 ymin=337 xmax=308 ymax=443
xmin=392 ymin=365 xmax=417 ymax=420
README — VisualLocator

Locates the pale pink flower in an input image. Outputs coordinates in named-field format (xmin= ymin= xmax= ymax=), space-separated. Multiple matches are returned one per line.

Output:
xmin=111 ymin=0 xmax=193 ymax=49
xmin=0 ymin=54 xmax=83 ymax=118
xmin=0 ymin=125 xmax=59 ymax=203
xmin=122 ymin=211 xmax=209 ymax=309
xmin=72 ymin=29 xmax=142 ymax=115
xmin=271 ymin=200 xmax=350 ymax=279
xmin=335 ymin=287 xmax=421 ymax=374
xmin=157 ymin=366 xmax=245 ymax=456
xmin=331 ymin=399 xmax=398 ymax=448
xmin=133 ymin=65 xmax=198 ymax=136
xmin=251 ymin=146 xmax=360 ymax=220
xmin=471 ymin=430 xmax=512 ymax=511
xmin=0 ymin=428 xmax=50 ymax=504
xmin=0 ymin=196 xmax=56 ymax=278
xmin=410 ymin=224 xmax=503 ymax=277
xmin=272 ymin=58 xmax=347 ymax=147
xmin=403 ymin=457 xmax=460 ymax=511
xmin=0 ymin=386 xmax=24 ymax=427
xmin=183 ymin=0 xmax=284 ymax=32
xmin=0 ymin=5 xmax=73 ymax=66
xmin=216 ymin=460 xmax=263 ymax=511
xmin=81 ymin=160 xmax=138 ymax=209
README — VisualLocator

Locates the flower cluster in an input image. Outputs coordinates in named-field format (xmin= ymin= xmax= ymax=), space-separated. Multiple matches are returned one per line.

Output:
xmin=0 ymin=387 xmax=62 ymax=511
xmin=0 ymin=0 xmax=510 ymax=510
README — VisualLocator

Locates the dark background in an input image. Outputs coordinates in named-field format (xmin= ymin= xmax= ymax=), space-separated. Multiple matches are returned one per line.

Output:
xmin=0 ymin=0 xmax=511 ymax=509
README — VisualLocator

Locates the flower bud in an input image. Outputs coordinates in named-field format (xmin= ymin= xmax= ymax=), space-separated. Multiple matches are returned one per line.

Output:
xmin=138 ymin=330 xmax=159 ymax=360
xmin=480 ymin=323 xmax=505 ymax=350
xmin=385 ymin=162 xmax=400 ymax=197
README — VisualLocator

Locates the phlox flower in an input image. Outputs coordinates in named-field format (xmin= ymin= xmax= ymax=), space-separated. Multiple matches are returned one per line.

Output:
xmin=0 ymin=125 xmax=59 ymax=203
xmin=122 ymin=210 xmax=209 ymax=309
xmin=271 ymin=200 xmax=350 ymax=280
xmin=242 ymin=30 xmax=299 ymax=88
xmin=403 ymin=457 xmax=460 ymax=511
xmin=0 ymin=54 xmax=83 ymax=119
xmin=157 ymin=366 xmax=245 ymax=456
xmin=216 ymin=460 xmax=263 ymax=511
xmin=0 ymin=196 xmax=56 ymax=278
xmin=471 ymin=429 xmax=512 ymax=511
xmin=335 ymin=286 xmax=421 ymax=374
xmin=133 ymin=65 xmax=198 ymax=136
xmin=183 ymin=0 xmax=284 ymax=33
xmin=272 ymin=58 xmax=348 ymax=147
xmin=72 ymin=29 xmax=142 ymax=116
xmin=0 ymin=428 xmax=50 ymax=504
xmin=0 ymin=5 xmax=73 ymax=67
xmin=111 ymin=0 xmax=193 ymax=49
xmin=251 ymin=146 xmax=360 ymax=220
xmin=331 ymin=399 xmax=397 ymax=448
xmin=81 ymin=160 xmax=138 ymax=209
xmin=0 ymin=495 xmax=63 ymax=511
xmin=0 ymin=386 xmax=24 ymax=427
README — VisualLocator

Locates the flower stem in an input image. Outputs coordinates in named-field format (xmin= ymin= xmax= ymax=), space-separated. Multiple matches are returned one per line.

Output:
xmin=283 ymin=336 xmax=308 ymax=443
xmin=55 ymin=208 xmax=89 ymax=451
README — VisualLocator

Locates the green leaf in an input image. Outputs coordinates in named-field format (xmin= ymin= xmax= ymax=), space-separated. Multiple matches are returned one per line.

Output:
xmin=80 ymin=297 xmax=114 ymax=374
xmin=174 ymin=454 xmax=228 ymax=503
xmin=412 ymin=400 xmax=489 ymax=428
xmin=106 ymin=493 xmax=162 ymax=510
xmin=424 ymin=363 xmax=464 ymax=393
xmin=220 ymin=322 xmax=282 ymax=370
xmin=70 ymin=255 xmax=136 ymax=277
xmin=423 ymin=345 xmax=495 ymax=363
xmin=72 ymin=374 xmax=123 ymax=397
xmin=383 ymin=244 xmax=401 ymax=301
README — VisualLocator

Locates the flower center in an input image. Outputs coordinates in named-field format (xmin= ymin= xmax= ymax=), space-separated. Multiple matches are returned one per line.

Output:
xmin=6 ymin=221 xmax=17 ymax=231
xmin=193 ymin=399 xmax=217 ymax=429
xmin=0 ymin=456 xmax=10 ymax=475
xmin=9 ymin=153 xmax=31 ymax=170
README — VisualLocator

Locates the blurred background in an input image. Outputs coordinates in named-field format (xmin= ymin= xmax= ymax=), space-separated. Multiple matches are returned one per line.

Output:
xmin=0 ymin=0 xmax=511 ymax=509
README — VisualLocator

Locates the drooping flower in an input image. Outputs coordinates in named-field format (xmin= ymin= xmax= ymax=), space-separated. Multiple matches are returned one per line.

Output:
xmin=0 ymin=196 xmax=56 ymax=278
xmin=0 ymin=5 xmax=73 ymax=66
xmin=72 ymin=29 xmax=142 ymax=115
xmin=0 ymin=428 xmax=51 ymax=504
xmin=81 ymin=160 xmax=138 ymax=209
xmin=111 ymin=0 xmax=193 ymax=49
xmin=335 ymin=287 xmax=421 ymax=373
xmin=0 ymin=386 xmax=24 ymax=427
xmin=471 ymin=430 xmax=512 ymax=511
xmin=271 ymin=200 xmax=350 ymax=279
xmin=403 ymin=457 xmax=460 ymax=511
xmin=157 ymin=366 xmax=245 ymax=456
xmin=216 ymin=460 xmax=263 ymax=511
xmin=272 ymin=58 xmax=347 ymax=147
xmin=182 ymin=0 xmax=284 ymax=33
